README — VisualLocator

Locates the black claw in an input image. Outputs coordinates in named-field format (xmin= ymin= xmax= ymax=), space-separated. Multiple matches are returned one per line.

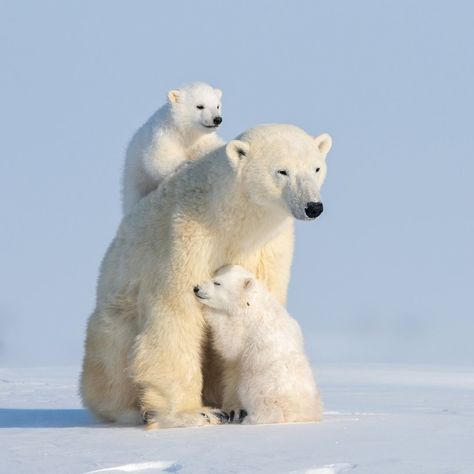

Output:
xmin=213 ymin=410 xmax=230 ymax=423
xmin=238 ymin=409 xmax=248 ymax=423
xmin=229 ymin=410 xmax=235 ymax=422
xmin=143 ymin=410 xmax=157 ymax=424
xmin=200 ymin=412 xmax=210 ymax=422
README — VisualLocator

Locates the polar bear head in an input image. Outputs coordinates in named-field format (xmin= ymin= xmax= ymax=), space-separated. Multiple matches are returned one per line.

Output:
xmin=168 ymin=82 xmax=223 ymax=134
xmin=225 ymin=124 xmax=332 ymax=221
xmin=194 ymin=265 xmax=257 ymax=313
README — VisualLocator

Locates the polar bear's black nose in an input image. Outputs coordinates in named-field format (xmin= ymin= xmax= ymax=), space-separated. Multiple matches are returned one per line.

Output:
xmin=305 ymin=202 xmax=324 ymax=219
xmin=193 ymin=286 xmax=200 ymax=294
xmin=213 ymin=116 xmax=222 ymax=125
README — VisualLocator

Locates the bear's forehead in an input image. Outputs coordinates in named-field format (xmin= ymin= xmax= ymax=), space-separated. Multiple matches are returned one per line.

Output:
xmin=252 ymin=135 xmax=319 ymax=162
xmin=241 ymin=125 xmax=317 ymax=154
xmin=185 ymin=85 xmax=219 ymax=103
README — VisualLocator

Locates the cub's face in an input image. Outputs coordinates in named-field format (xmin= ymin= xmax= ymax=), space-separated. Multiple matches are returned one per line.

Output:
xmin=168 ymin=83 xmax=222 ymax=133
xmin=194 ymin=265 xmax=255 ymax=313
xmin=226 ymin=125 xmax=332 ymax=221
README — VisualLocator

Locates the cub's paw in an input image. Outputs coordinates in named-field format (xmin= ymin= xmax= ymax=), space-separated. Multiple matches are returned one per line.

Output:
xmin=228 ymin=408 xmax=248 ymax=424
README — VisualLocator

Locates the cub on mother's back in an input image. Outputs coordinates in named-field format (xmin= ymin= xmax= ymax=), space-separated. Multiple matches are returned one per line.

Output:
xmin=122 ymin=82 xmax=224 ymax=214
xmin=195 ymin=265 xmax=322 ymax=425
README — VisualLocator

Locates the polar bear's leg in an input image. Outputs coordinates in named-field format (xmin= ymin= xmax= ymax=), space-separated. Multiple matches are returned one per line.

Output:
xmin=201 ymin=335 xmax=225 ymax=407
xmin=81 ymin=308 xmax=138 ymax=422
xmin=131 ymin=295 xmax=227 ymax=428
xmin=221 ymin=360 xmax=243 ymax=413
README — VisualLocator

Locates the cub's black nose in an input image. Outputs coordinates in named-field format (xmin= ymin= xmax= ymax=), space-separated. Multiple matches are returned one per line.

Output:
xmin=305 ymin=202 xmax=324 ymax=219
xmin=213 ymin=116 xmax=222 ymax=125
xmin=193 ymin=286 xmax=200 ymax=294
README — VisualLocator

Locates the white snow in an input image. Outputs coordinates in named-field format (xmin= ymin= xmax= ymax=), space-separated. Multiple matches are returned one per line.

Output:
xmin=1 ymin=365 xmax=473 ymax=474
xmin=83 ymin=461 xmax=180 ymax=473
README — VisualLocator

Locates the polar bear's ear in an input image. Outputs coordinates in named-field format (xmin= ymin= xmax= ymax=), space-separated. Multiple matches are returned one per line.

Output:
xmin=314 ymin=133 xmax=333 ymax=157
xmin=226 ymin=140 xmax=250 ymax=169
xmin=215 ymin=88 xmax=222 ymax=99
xmin=167 ymin=89 xmax=181 ymax=104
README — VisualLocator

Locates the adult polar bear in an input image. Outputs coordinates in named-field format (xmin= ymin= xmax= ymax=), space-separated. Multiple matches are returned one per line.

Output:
xmin=80 ymin=124 xmax=332 ymax=428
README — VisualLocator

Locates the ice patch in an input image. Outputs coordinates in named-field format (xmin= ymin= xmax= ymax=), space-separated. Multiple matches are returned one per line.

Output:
xmin=289 ymin=463 xmax=357 ymax=474
xmin=83 ymin=461 xmax=182 ymax=473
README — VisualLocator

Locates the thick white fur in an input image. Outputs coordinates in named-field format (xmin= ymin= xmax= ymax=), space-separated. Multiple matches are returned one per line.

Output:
xmin=196 ymin=265 xmax=322 ymax=424
xmin=80 ymin=124 xmax=332 ymax=428
xmin=122 ymin=82 xmax=224 ymax=214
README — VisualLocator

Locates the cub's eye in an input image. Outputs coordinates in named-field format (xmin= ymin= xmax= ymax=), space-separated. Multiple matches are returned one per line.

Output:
xmin=217 ymin=105 xmax=220 ymax=109
xmin=277 ymin=170 xmax=289 ymax=176
xmin=196 ymin=105 xmax=205 ymax=110
xmin=213 ymin=281 xmax=221 ymax=286
xmin=315 ymin=167 xmax=321 ymax=173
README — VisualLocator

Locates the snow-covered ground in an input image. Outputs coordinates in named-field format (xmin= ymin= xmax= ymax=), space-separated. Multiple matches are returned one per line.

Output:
xmin=1 ymin=365 xmax=473 ymax=474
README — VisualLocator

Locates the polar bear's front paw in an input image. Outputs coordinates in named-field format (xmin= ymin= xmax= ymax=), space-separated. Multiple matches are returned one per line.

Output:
xmin=200 ymin=408 xmax=230 ymax=424
xmin=228 ymin=408 xmax=248 ymax=424
xmin=142 ymin=407 xmax=229 ymax=429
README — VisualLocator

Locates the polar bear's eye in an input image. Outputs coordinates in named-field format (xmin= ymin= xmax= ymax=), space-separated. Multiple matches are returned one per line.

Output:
xmin=217 ymin=105 xmax=220 ymax=109
xmin=213 ymin=281 xmax=221 ymax=286
xmin=315 ymin=167 xmax=321 ymax=173
xmin=196 ymin=105 xmax=205 ymax=110
xmin=277 ymin=170 xmax=289 ymax=176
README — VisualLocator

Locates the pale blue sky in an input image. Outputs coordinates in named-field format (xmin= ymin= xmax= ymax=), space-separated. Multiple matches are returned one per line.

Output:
xmin=1 ymin=0 xmax=473 ymax=366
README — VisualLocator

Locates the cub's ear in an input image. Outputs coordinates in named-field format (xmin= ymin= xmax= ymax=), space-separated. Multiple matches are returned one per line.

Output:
xmin=167 ymin=89 xmax=181 ymax=104
xmin=243 ymin=278 xmax=254 ymax=290
xmin=215 ymin=88 xmax=223 ymax=100
xmin=314 ymin=133 xmax=333 ymax=157
xmin=226 ymin=140 xmax=250 ymax=170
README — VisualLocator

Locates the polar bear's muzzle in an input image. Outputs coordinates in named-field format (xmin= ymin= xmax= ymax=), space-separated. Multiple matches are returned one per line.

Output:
xmin=202 ymin=116 xmax=222 ymax=129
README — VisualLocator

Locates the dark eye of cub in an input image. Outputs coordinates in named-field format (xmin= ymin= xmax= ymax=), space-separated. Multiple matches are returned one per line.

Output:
xmin=315 ymin=167 xmax=321 ymax=173
xmin=277 ymin=170 xmax=288 ymax=176
xmin=213 ymin=281 xmax=221 ymax=286
xmin=217 ymin=105 xmax=220 ymax=109
xmin=196 ymin=105 xmax=204 ymax=110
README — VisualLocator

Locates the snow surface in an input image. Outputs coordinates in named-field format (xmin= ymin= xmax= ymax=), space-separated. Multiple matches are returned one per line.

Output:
xmin=0 ymin=365 xmax=473 ymax=474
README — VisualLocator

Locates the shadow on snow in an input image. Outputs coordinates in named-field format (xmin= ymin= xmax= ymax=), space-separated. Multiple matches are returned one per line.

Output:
xmin=0 ymin=408 xmax=104 ymax=428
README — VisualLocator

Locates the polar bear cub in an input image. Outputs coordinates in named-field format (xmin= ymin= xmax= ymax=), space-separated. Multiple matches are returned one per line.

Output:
xmin=195 ymin=265 xmax=322 ymax=425
xmin=122 ymin=82 xmax=224 ymax=214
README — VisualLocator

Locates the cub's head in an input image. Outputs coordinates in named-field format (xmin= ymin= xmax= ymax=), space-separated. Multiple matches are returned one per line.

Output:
xmin=168 ymin=82 xmax=222 ymax=133
xmin=226 ymin=124 xmax=332 ymax=221
xmin=194 ymin=265 xmax=256 ymax=313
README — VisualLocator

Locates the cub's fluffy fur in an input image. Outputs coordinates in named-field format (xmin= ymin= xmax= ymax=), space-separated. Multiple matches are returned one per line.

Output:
xmin=196 ymin=265 xmax=322 ymax=424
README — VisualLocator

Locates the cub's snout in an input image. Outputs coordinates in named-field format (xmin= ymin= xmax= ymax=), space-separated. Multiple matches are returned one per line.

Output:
xmin=193 ymin=284 xmax=210 ymax=301
xmin=305 ymin=201 xmax=323 ymax=219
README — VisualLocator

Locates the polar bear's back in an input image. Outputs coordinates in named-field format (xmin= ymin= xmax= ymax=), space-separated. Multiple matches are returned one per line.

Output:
xmin=122 ymin=106 xmax=171 ymax=214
